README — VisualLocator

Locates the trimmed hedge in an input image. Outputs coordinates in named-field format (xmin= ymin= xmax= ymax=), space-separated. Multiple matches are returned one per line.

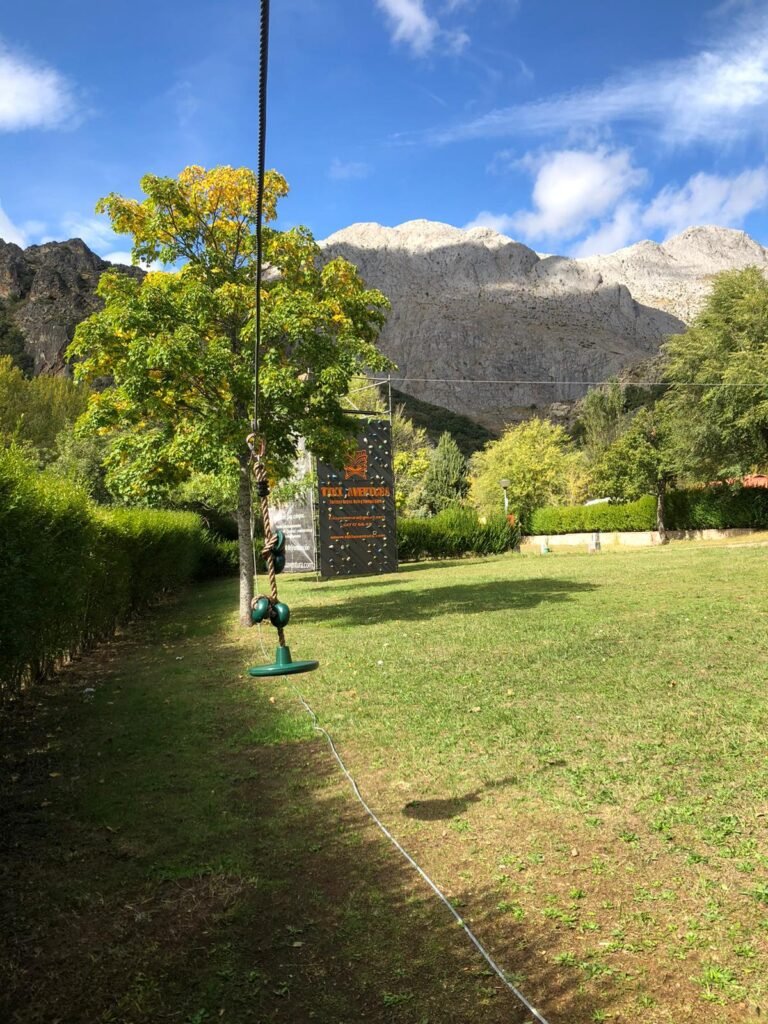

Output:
xmin=527 ymin=496 xmax=656 ymax=535
xmin=527 ymin=486 xmax=768 ymax=536
xmin=0 ymin=448 xmax=231 ymax=696
xmin=666 ymin=486 xmax=768 ymax=530
xmin=398 ymin=506 xmax=519 ymax=561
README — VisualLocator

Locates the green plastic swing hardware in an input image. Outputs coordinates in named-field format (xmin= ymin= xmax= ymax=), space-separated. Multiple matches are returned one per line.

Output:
xmin=248 ymin=646 xmax=319 ymax=677
xmin=251 ymin=596 xmax=271 ymax=624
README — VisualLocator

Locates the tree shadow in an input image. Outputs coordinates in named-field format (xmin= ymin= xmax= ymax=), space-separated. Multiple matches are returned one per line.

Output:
xmin=298 ymin=576 xmax=598 ymax=627
xmin=2 ymin=582 xmax=619 ymax=1024
xmin=288 ymin=558 xmax=475 ymax=592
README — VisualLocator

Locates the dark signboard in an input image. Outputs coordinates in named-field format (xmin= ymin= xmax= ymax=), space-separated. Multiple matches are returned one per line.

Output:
xmin=316 ymin=419 xmax=398 ymax=578
xmin=271 ymin=442 xmax=317 ymax=573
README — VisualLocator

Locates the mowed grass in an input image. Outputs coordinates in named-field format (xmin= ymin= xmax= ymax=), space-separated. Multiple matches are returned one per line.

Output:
xmin=3 ymin=541 xmax=767 ymax=1023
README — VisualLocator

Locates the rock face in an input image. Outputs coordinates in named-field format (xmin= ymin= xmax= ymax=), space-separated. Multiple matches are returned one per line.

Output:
xmin=579 ymin=226 xmax=768 ymax=323
xmin=3 ymin=222 xmax=767 ymax=430
xmin=0 ymin=239 xmax=141 ymax=374
xmin=322 ymin=220 xmax=685 ymax=430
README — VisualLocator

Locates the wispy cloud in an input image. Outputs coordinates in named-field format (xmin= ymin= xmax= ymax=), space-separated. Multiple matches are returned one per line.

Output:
xmin=0 ymin=200 xmax=27 ymax=246
xmin=376 ymin=0 xmax=440 ymax=55
xmin=428 ymin=12 xmax=768 ymax=145
xmin=465 ymin=145 xmax=768 ymax=256
xmin=0 ymin=39 xmax=80 ymax=131
xmin=328 ymin=158 xmax=372 ymax=181
xmin=375 ymin=0 xmax=470 ymax=56
xmin=643 ymin=168 xmax=768 ymax=235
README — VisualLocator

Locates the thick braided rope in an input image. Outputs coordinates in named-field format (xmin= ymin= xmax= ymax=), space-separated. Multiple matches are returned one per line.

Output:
xmin=253 ymin=458 xmax=286 ymax=647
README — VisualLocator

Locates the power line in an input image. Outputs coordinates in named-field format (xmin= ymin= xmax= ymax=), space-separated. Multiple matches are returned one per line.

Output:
xmin=365 ymin=376 xmax=765 ymax=389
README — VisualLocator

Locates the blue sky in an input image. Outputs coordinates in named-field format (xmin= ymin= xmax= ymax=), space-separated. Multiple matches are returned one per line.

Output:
xmin=2 ymin=0 xmax=768 ymax=262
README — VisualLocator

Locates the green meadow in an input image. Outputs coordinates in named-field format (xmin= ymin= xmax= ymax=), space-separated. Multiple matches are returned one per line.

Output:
xmin=4 ymin=541 xmax=767 ymax=1024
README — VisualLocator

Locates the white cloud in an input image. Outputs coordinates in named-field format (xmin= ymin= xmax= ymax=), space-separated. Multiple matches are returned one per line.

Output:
xmin=428 ymin=12 xmax=768 ymax=146
xmin=572 ymin=202 xmax=643 ymax=257
xmin=463 ymin=210 xmax=516 ymax=234
xmin=376 ymin=0 xmax=439 ymax=55
xmin=464 ymin=148 xmax=768 ymax=256
xmin=0 ymin=40 xmax=79 ymax=131
xmin=328 ymin=158 xmax=371 ymax=181
xmin=59 ymin=214 xmax=124 ymax=254
xmin=102 ymin=251 xmax=136 ymax=266
xmin=510 ymin=147 xmax=646 ymax=241
xmin=0 ymin=199 xmax=27 ymax=246
xmin=375 ymin=0 xmax=470 ymax=56
xmin=643 ymin=168 xmax=768 ymax=236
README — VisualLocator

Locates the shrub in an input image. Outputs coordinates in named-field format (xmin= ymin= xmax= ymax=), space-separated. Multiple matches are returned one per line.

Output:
xmin=666 ymin=486 xmax=768 ymax=530
xmin=526 ymin=486 xmax=768 ymax=536
xmin=0 ymin=447 xmax=232 ymax=697
xmin=397 ymin=507 xmax=519 ymax=561
xmin=527 ymin=496 xmax=657 ymax=535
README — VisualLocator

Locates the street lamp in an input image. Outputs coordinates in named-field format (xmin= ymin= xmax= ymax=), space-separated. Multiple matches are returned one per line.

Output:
xmin=499 ymin=478 xmax=510 ymax=516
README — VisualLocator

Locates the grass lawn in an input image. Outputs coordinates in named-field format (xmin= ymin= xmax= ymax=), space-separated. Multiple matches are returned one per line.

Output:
xmin=3 ymin=542 xmax=767 ymax=1023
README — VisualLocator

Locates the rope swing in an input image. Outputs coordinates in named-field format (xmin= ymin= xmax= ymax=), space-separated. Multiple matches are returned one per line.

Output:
xmin=246 ymin=0 xmax=318 ymax=678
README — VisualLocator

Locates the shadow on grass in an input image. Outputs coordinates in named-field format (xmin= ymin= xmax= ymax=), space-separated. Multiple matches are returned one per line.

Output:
xmin=300 ymin=576 xmax=599 ymax=627
xmin=403 ymin=775 xmax=520 ymax=821
xmin=2 ymin=580 xmax=616 ymax=1024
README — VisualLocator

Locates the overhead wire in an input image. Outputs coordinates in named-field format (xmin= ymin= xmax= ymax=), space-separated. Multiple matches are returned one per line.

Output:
xmin=362 ymin=375 xmax=765 ymax=388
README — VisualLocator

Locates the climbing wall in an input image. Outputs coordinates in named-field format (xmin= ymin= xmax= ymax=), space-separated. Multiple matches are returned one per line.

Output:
xmin=316 ymin=419 xmax=398 ymax=577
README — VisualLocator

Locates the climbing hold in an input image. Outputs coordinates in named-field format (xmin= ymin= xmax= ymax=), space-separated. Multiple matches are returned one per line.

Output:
xmin=274 ymin=552 xmax=286 ymax=574
xmin=251 ymin=596 xmax=271 ymax=624
xmin=269 ymin=601 xmax=291 ymax=628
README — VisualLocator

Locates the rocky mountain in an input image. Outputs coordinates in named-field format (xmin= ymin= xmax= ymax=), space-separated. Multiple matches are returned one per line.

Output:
xmin=322 ymin=220 xmax=687 ymax=430
xmin=0 ymin=238 xmax=141 ymax=375
xmin=2 ymin=222 xmax=766 ymax=431
xmin=579 ymin=226 xmax=768 ymax=323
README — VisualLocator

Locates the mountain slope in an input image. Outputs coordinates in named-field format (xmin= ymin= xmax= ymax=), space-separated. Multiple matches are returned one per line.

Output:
xmin=321 ymin=220 xmax=685 ymax=430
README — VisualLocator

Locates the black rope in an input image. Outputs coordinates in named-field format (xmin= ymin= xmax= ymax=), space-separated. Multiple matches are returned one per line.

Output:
xmin=253 ymin=0 xmax=270 ymax=438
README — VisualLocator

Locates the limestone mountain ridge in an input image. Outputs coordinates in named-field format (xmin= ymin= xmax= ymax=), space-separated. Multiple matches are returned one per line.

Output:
xmin=1 ymin=222 xmax=766 ymax=430
xmin=321 ymin=220 xmax=767 ymax=429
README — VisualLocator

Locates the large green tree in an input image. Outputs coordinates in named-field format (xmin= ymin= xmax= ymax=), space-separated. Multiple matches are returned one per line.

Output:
xmin=70 ymin=166 xmax=391 ymax=623
xmin=591 ymin=406 xmax=676 ymax=532
xmin=662 ymin=266 xmax=768 ymax=480
xmin=470 ymin=418 xmax=587 ymax=523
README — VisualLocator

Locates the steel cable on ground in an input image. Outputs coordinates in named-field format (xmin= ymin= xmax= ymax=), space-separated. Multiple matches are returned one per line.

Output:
xmin=250 ymin=625 xmax=551 ymax=1024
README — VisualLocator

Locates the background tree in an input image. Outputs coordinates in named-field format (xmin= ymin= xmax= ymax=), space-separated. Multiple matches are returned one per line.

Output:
xmin=575 ymin=380 xmax=626 ymax=457
xmin=662 ymin=266 xmax=768 ymax=480
xmin=421 ymin=431 xmax=468 ymax=514
xmin=70 ymin=166 xmax=391 ymax=624
xmin=470 ymin=418 xmax=587 ymax=523
xmin=391 ymin=407 xmax=433 ymax=515
xmin=0 ymin=356 xmax=87 ymax=463
xmin=591 ymin=406 xmax=675 ymax=531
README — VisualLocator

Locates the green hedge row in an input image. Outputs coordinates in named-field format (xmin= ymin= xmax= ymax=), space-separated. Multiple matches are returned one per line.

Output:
xmin=528 ymin=495 xmax=656 ymax=535
xmin=398 ymin=507 xmax=519 ymax=561
xmin=526 ymin=486 xmax=768 ymax=536
xmin=0 ymin=448 xmax=234 ymax=696
xmin=666 ymin=486 xmax=768 ymax=530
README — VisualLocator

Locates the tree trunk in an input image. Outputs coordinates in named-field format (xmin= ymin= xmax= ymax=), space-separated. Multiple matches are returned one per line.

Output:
xmin=656 ymin=474 xmax=668 ymax=543
xmin=237 ymin=454 xmax=255 ymax=626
